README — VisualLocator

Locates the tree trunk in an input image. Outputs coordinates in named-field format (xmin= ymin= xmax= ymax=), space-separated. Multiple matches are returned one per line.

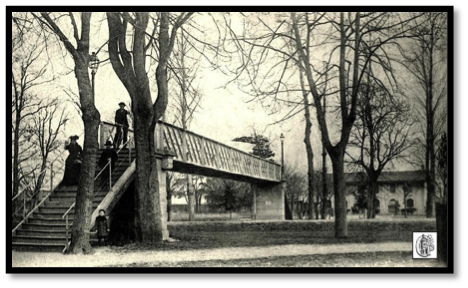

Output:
xmin=187 ymin=174 xmax=196 ymax=221
xmin=34 ymin=158 xmax=48 ymax=195
xmin=290 ymin=195 xmax=295 ymax=219
xmin=284 ymin=194 xmax=292 ymax=220
xmin=367 ymin=179 xmax=378 ymax=219
xmin=425 ymin=32 xmax=436 ymax=218
xmin=195 ymin=190 xmax=200 ymax=214
xmin=68 ymin=59 xmax=100 ymax=254
xmin=330 ymin=153 xmax=347 ymax=238
xmin=13 ymin=111 xmax=21 ymax=197
xmin=299 ymin=68 xmax=315 ymax=220
xmin=166 ymin=173 xmax=172 ymax=222
xmin=436 ymin=202 xmax=448 ymax=265
xmin=106 ymin=12 xmax=173 ymax=244
xmin=321 ymin=145 xmax=328 ymax=220
xmin=251 ymin=184 xmax=256 ymax=220
xmin=133 ymin=109 xmax=163 ymax=243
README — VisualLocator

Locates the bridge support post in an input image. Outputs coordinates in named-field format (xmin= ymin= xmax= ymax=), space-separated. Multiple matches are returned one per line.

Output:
xmin=253 ymin=182 xmax=285 ymax=220
xmin=251 ymin=184 xmax=256 ymax=220
xmin=156 ymin=156 xmax=170 ymax=240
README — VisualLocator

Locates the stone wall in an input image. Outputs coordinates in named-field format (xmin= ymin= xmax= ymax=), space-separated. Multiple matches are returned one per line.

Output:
xmin=254 ymin=182 xmax=285 ymax=220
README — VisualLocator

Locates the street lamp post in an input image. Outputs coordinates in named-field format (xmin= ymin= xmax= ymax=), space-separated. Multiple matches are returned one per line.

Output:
xmin=89 ymin=52 xmax=99 ymax=98
xmin=280 ymin=133 xmax=285 ymax=179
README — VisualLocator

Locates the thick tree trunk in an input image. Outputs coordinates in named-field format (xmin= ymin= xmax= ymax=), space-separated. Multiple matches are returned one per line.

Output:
xmin=426 ymin=142 xmax=435 ymax=217
xmin=133 ymin=110 xmax=163 ymax=243
xmin=106 ymin=12 xmax=178 ymax=244
xmin=68 ymin=60 xmax=100 ymax=254
xmin=330 ymin=153 xmax=347 ymax=238
xmin=436 ymin=202 xmax=448 ymax=265
xmin=426 ymin=34 xmax=436 ymax=218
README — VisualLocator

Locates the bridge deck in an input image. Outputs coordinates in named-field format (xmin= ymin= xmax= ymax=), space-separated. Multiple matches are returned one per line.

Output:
xmin=99 ymin=121 xmax=282 ymax=183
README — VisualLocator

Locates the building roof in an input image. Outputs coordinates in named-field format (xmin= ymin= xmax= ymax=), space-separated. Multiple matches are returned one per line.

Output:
xmin=327 ymin=170 xmax=426 ymax=185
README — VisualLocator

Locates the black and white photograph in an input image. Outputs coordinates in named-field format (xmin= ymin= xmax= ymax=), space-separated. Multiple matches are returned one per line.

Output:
xmin=7 ymin=6 xmax=456 ymax=276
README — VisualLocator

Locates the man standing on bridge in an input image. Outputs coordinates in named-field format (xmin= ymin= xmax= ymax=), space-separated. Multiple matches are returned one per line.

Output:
xmin=114 ymin=102 xmax=129 ymax=149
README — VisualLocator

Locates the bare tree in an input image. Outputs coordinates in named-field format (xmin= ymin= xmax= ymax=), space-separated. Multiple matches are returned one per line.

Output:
xmin=347 ymin=82 xmax=414 ymax=218
xmin=106 ymin=12 xmax=193 ymax=243
xmin=227 ymin=12 xmax=421 ymax=237
xmin=34 ymin=12 xmax=101 ymax=254
xmin=30 ymin=99 xmax=69 ymax=197
xmin=12 ymin=23 xmax=49 ymax=197
xmin=166 ymin=29 xmax=204 ymax=221
xmin=398 ymin=12 xmax=448 ymax=217
xmin=283 ymin=166 xmax=307 ymax=219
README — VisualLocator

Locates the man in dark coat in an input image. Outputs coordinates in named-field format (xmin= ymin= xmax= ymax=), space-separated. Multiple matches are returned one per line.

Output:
xmin=98 ymin=140 xmax=118 ymax=188
xmin=114 ymin=102 xmax=129 ymax=149
xmin=94 ymin=209 xmax=109 ymax=246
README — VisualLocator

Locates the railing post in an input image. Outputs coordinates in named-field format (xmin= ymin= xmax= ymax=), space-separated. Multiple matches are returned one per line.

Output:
xmin=108 ymin=158 xmax=112 ymax=191
xmin=23 ymin=192 xmax=26 ymax=220
xmin=65 ymin=215 xmax=69 ymax=245
xmin=129 ymin=142 xmax=132 ymax=166
xmin=50 ymin=162 xmax=53 ymax=192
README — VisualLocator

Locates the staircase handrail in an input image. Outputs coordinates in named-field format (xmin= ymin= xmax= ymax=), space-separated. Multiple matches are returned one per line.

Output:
xmin=61 ymin=136 xmax=134 ymax=251
xmin=12 ymin=192 xmax=51 ymax=235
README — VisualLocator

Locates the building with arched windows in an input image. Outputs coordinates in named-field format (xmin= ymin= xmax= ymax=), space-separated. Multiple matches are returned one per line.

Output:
xmin=328 ymin=171 xmax=427 ymax=216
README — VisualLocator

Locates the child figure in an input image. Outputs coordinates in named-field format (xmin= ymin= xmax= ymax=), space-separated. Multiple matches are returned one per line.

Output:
xmin=94 ymin=209 xmax=110 ymax=246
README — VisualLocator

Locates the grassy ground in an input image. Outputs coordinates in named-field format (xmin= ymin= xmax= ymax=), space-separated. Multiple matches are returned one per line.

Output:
xmin=170 ymin=212 xmax=430 ymax=222
xmin=170 ymin=212 xmax=251 ymax=221
xmin=106 ymin=251 xmax=443 ymax=267
xmin=111 ymin=231 xmax=380 ymax=251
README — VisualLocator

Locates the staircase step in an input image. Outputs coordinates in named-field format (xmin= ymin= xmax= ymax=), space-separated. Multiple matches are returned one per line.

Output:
xmin=44 ymin=200 xmax=75 ymax=207
xmin=11 ymin=153 xmax=134 ymax=253
xmin=21 ymin=223 xmax=68 ymax=231
xmin=39 ymin=207 xmax=74 ymax=214
xmin=28 ymin=218 xmax=69 ymax=225
xmin=13 ymin=235 xmax=68 ymax=245
xmin=49 ymin=191 xmax=76 ymax=199
xmin=16 ymin=229 xmax=68 ymax=237
xmin=12 ymin=242 xmax=66 ymax=252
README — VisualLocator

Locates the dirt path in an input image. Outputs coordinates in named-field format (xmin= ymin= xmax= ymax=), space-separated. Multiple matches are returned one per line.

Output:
xmin=12 ymin=242 xmax=412 ymax=267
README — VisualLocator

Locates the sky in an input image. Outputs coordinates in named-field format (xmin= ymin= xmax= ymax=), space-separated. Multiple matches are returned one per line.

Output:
xmin=42 ymin=12 xmax=427 ymax=175
xmin=26 ymin=12 xmax=326 ymax=174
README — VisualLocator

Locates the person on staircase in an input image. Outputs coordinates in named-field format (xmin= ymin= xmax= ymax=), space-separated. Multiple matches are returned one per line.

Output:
xmin=98 ymin=140 xmax=118 ymax=188
xmin=61 ymin=135 xmax=82 ymax=186
xmin=114 ymin=102 xmax=129 ymax=150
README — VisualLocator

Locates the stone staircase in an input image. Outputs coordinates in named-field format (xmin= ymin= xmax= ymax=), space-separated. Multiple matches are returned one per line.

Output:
xmin=12 ymin=149 xmax=136 ymax=252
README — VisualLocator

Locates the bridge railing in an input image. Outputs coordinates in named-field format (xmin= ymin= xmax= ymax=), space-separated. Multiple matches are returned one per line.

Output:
xmin=99 ymin=121 xmax=135 ymax=149
xmin=155 ymin=121 xmax=282 ymax=182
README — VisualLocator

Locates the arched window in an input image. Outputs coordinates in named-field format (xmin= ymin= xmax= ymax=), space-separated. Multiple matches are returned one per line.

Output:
xmin=407 ymin=198 xmax=414 ymax=208
xmin=388 ymin=199 xmax=399 ymax=215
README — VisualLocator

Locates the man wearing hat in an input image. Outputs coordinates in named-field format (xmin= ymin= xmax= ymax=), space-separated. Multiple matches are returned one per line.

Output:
xmin=98 ymin=140 xmax=118 ymax=187
xmin=114 ymin=102 xmax=129 ymax=149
